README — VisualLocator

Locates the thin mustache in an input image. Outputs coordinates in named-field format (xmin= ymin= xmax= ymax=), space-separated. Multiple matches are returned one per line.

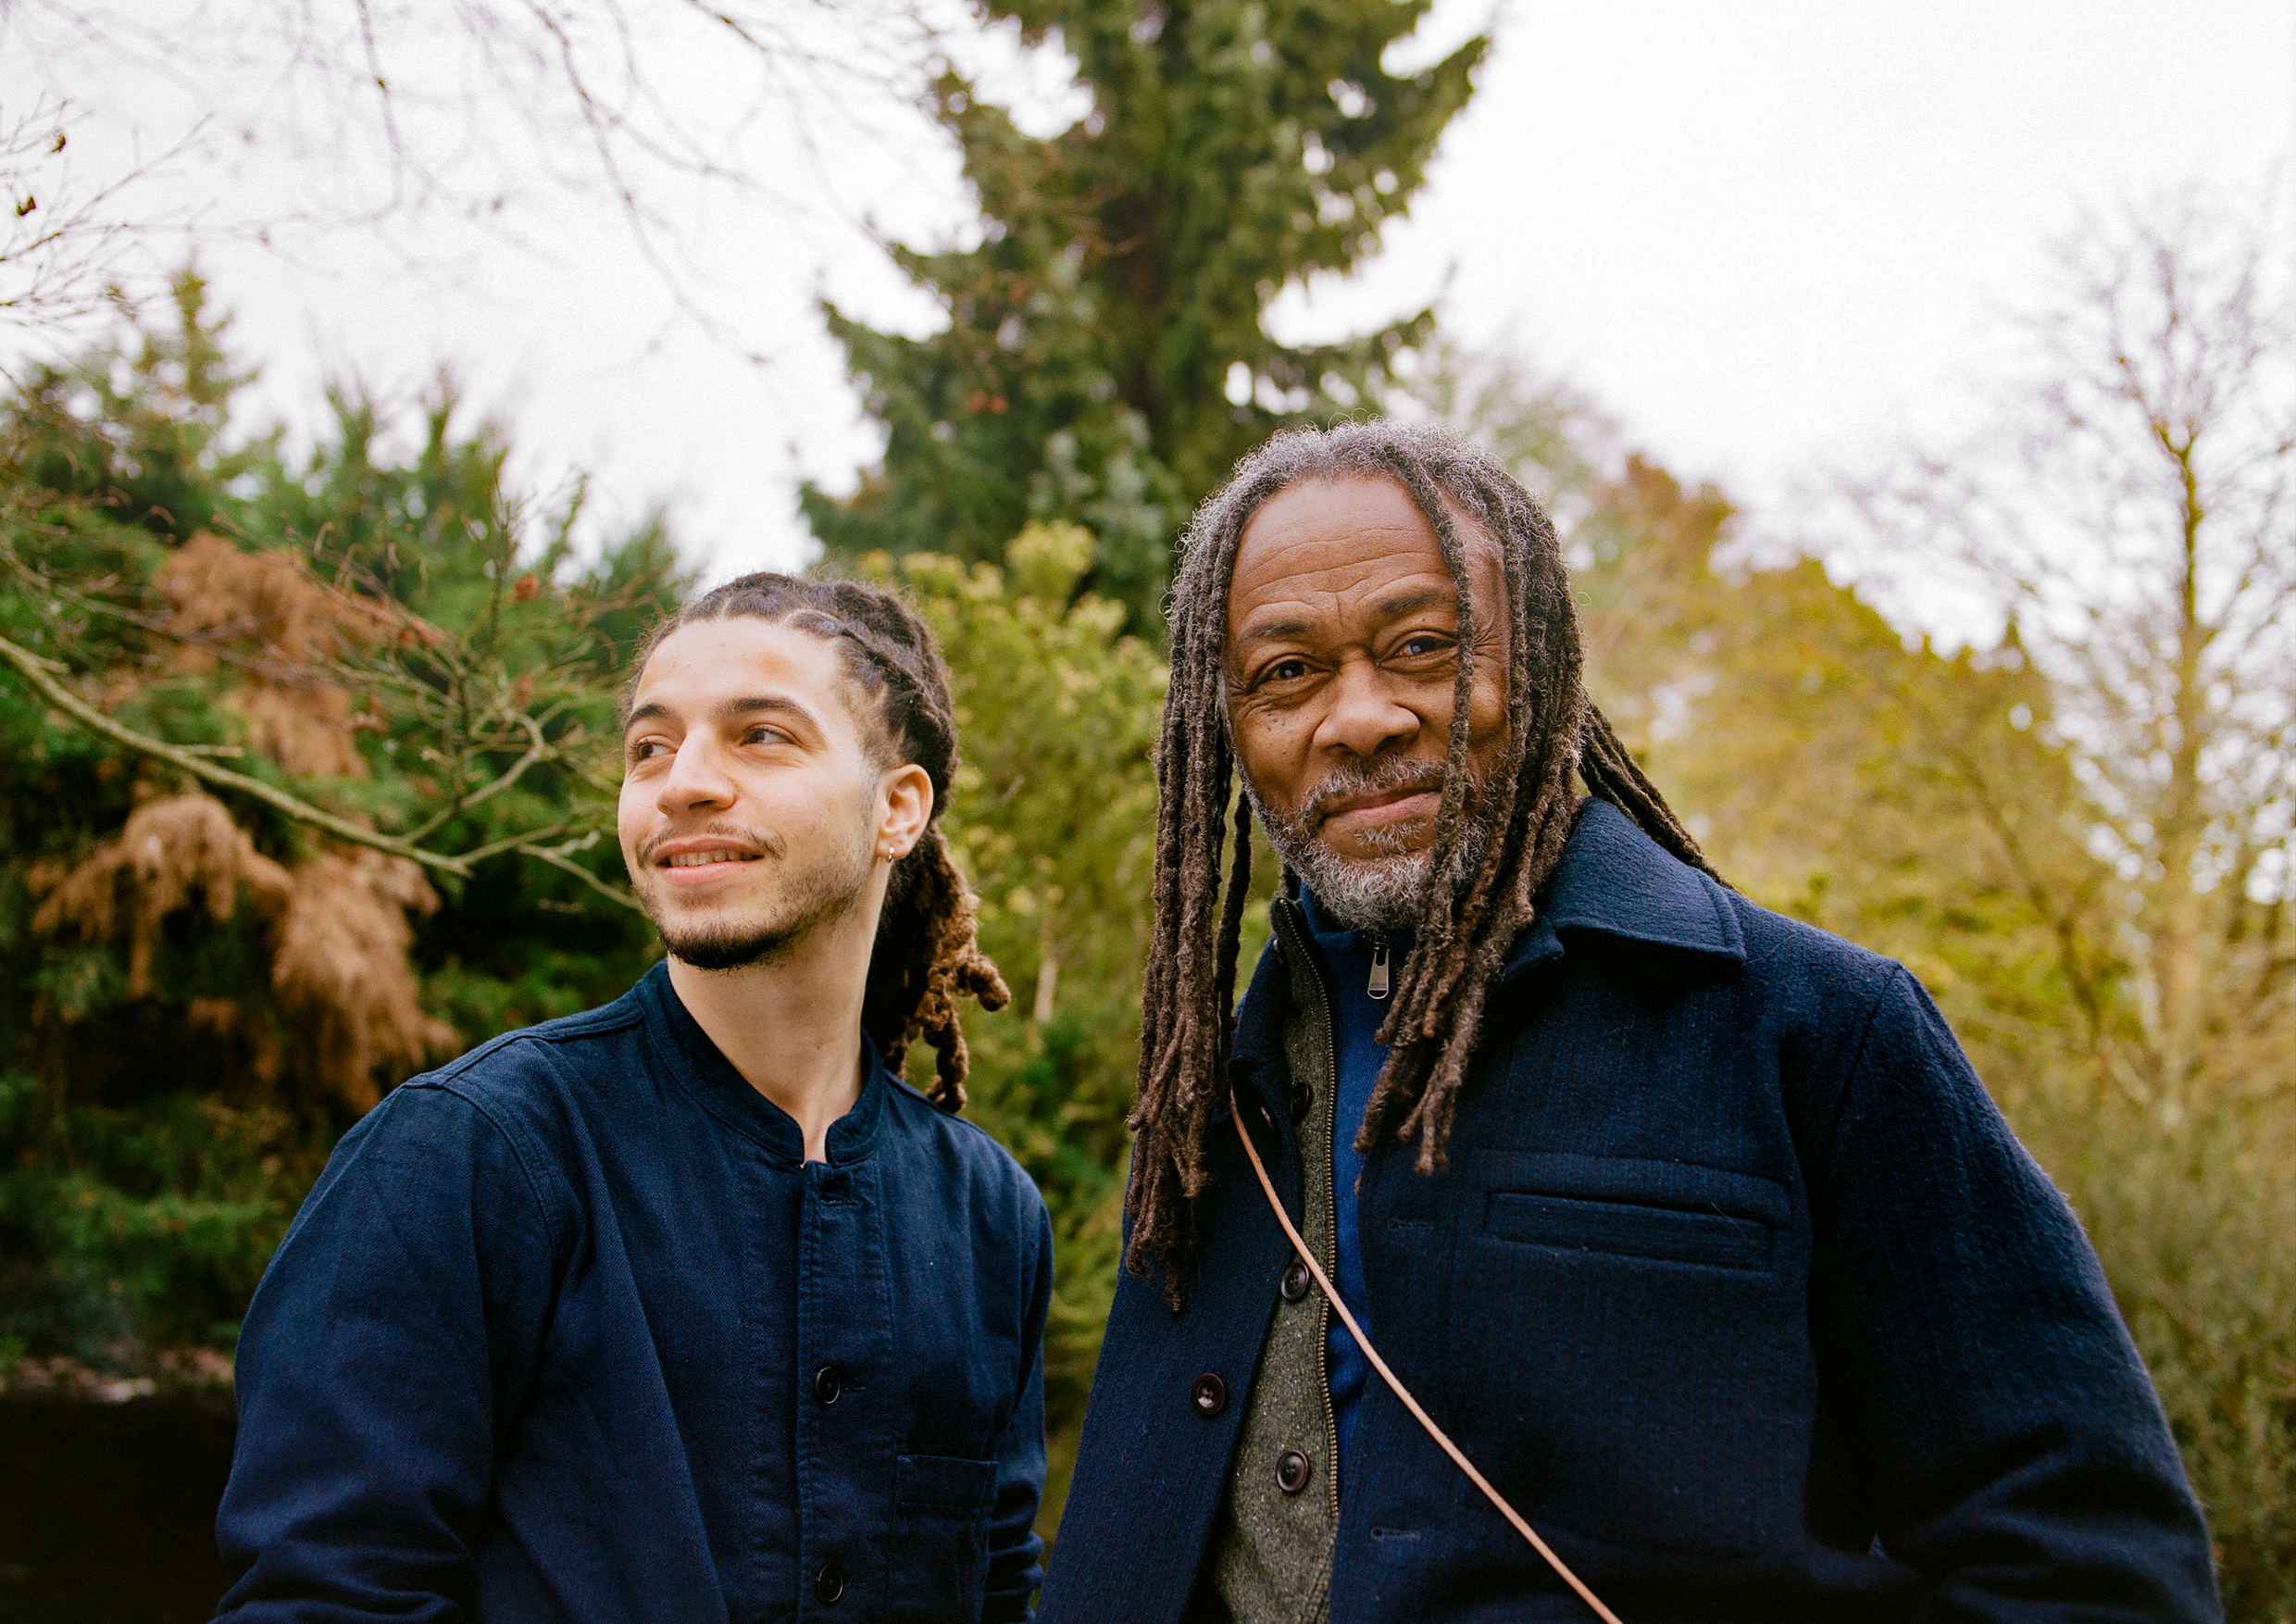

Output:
xmin=639 ymin=824 xmax=780 ymax=865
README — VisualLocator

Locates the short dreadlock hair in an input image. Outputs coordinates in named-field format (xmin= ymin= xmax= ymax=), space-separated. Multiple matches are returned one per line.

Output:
xmin=1128 ymin=420 xmax=1719 ymax=1298
xmin=626 ymin=573 xmax=1009 ymax=1107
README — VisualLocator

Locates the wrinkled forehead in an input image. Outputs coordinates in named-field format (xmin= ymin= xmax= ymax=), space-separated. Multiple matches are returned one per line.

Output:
xmin=1219 ymin=474 xmax=1506 ymax=647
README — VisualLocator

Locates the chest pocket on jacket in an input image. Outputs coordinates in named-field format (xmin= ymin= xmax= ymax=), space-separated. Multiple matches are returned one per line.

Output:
xmin=1483 ymin=1189 xmax=1774 ymax=1270
xmin=1444 ymin=1152 xmax=1802 ymax=1559
xmin=885 ymin=1454 xmax=995 ymax=1623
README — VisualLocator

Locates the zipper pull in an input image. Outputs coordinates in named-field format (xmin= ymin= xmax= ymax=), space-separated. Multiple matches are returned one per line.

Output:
xmin=1367 ymin=935 xmax=1391 ymax=1000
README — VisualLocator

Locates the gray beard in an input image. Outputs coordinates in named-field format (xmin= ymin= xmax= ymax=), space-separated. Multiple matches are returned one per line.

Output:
xmin=646 ymin=823 xmax=876 ymax=972
xmin=1243 ymin=759 xmax=1488 ymax=933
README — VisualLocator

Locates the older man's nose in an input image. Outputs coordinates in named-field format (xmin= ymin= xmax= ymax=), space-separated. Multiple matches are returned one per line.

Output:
xmin=1315 ymin=658 xmax=1417 ymax=758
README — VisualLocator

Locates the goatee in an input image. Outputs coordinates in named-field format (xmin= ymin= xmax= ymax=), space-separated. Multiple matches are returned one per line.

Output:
xmin=1245 ymin=756 xmax=1486 ymax=932
xmin=641 ymin=823 xmax=875 ymax=972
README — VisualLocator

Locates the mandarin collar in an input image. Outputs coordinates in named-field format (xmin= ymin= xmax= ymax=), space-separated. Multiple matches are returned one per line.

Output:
xmin=638 ymin=958 xmax=890 ymax=1165
xmin=1296 ymin=887 xmax=1416 ymax=958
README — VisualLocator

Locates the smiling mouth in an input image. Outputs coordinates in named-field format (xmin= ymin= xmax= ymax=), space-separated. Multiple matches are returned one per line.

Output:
xmin=1324 ymin=786 xmax=1434 ymax=817
xmin=1314 ymin=783 xmax=1443 ymax=831
xmin=659 ymin=849 xmax=762 ymax=869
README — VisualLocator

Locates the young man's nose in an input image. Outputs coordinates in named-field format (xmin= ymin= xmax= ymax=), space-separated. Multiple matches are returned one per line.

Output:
xmin=655 ymin=736 xmax=738 ymax=813
xmin=1314 ymin=658 xmax=1420 ymax=760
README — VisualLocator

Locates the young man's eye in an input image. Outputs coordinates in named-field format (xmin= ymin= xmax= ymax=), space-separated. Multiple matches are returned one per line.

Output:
xmin=629 ymin=738 xmax=668 ymax=762
xmin=743 ymin=725 xmax=791 ymax=746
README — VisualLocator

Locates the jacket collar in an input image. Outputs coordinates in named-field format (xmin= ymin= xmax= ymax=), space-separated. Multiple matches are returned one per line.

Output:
xmin=1229 ymin=798 xmax=1742 ymax=1093
xmin=1503 ymin=797 xmax=1744 ymax=976
xmin=637 ymin=958 xmax=890 ymax=1165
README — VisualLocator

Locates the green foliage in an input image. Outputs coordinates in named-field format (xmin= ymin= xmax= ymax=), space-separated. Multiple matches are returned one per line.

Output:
xmin=805 ymin=0 xmax=1483 ymax=625
xmin=853 ymin=529 xmax=1167 ymax=1523
xmin=7 ymin=273 xmax=272 ymax=546
xmin=0 ymin=276 xmax=677 ymax=1373
xmin=2036 ymin=1089 xmax=2296 ymax=1621
xmin=0 ymin=1071 xmax=296 ymax=1364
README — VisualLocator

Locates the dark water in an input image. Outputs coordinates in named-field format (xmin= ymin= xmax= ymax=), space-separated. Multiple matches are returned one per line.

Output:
xmin=0 ymin=1397 xmax=235 ymax=1624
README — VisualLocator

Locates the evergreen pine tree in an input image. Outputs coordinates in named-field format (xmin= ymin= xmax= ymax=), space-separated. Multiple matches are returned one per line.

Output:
xmin=803 ymin=0 xmax=1483 ymax=624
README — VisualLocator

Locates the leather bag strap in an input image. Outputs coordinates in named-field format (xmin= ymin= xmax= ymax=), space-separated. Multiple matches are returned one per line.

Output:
xmin=1230 ymin=1096 xmax=1627 ymax=1624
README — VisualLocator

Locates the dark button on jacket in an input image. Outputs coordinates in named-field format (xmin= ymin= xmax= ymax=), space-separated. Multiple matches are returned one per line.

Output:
xmin=1042 ymin=802 xmax=2219 ymax=1623
xmin=218 ymin=961 xmax=1052 ymax=1623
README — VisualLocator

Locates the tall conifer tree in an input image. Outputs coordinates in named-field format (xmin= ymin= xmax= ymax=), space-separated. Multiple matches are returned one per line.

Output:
xmin=803 ymin=0 xmax=1483 ymax=623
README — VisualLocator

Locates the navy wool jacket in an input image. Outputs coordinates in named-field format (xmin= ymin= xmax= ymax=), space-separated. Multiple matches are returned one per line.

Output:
xmin=217 ymin=960 xmax=1054 ymax=1624
xmin=1042 ymin=801 xmax=2217 ymax=1624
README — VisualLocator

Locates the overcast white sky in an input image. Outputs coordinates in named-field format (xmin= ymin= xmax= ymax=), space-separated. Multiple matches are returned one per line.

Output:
xmin=8 ymin=0 xmax=2291 ymax=593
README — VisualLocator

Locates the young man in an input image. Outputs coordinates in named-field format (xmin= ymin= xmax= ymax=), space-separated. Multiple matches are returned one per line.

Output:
xmin=1042 ymin=423 xmax=2219 ymax=1622
xmin=218 ymin=575 xmax=1052 ymax=1622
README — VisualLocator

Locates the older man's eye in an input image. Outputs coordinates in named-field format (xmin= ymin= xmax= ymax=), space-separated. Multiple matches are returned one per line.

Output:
xmin=1265 ymin=658 xmax=1310 ymax=684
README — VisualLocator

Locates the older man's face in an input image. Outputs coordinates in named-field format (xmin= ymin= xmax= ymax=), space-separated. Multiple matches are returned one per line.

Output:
xmin=1223 ymin=475 xmax=1513 ymax=930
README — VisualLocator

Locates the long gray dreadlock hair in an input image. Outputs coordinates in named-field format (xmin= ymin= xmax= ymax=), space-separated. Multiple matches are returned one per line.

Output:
xmin=625 ymin=573 xmax=1009 ymax=1107
xmin=1128 ymin=420 xmax=1720 ymax=1298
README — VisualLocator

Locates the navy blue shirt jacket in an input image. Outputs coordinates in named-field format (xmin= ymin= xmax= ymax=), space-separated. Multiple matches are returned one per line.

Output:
xmin=217 ymin=960 xmax=1054 ymax=1623
xmin=1042 ymin=801 xmax=2218 ymax=1623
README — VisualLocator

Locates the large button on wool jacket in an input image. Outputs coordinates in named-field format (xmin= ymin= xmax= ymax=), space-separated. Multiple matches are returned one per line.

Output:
xmin=1042 ymin=801 xmax=2219 ymax=1624
xmin=217 ymin=960 xmax=1054 ymax=1624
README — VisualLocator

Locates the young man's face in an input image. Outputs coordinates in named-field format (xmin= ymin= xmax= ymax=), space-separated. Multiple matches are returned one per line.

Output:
xmin=1222 ymin=475 xmax=1513 ymax=930
xmin=618 ymin=617 xmax=926 ymax=970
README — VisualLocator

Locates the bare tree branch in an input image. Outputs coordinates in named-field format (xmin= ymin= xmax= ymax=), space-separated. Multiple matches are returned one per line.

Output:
xmin=1842 ymin=180 xmax=2295 ymax=1106
xmin=4 ymin=0 xmax=946 ymax=348
xmin=0 ymin=628 xmax=641 ymax=909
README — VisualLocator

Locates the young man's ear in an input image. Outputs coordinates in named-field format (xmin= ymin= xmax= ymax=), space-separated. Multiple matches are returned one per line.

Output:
xmin=878 ymin=764 xmax=934 ymax=863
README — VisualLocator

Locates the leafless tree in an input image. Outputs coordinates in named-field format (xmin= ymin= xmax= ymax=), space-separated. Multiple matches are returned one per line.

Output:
xmin=0 ymin=95 xmax=211 ymax=331
xmin=0 ymin=0 xmax=939 ymax=341
xmin=1850 ymin=182 xmax=2295 ymax=1112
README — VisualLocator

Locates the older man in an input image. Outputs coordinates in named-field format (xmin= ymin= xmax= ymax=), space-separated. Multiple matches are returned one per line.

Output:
xmin=1042 ymin=422 xmax=2217 ymax=1622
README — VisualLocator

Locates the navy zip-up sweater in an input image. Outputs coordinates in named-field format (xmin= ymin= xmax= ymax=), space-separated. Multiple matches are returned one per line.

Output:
xmin=1042 ymin=801 xmax=2218 ymax=1623
xmin=1295 ymin=892 xmax=1406 ymax=1484
xmin=217 ymin=960 xmax=1053 ymax=1624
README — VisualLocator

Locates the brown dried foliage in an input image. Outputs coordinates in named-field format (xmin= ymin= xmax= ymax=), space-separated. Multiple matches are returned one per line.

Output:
xmin=154 ymin=531 xmax=402 ymax=777
xmin=270 ymin=851 xmax=455 ymax=1110
xmin=184 ymin=993 xmax=282 ymax=1083
xmin=31 ymin=792 xmax=454 ymax=1109
xmin=32 ymin=792 xmax=292 ymax=994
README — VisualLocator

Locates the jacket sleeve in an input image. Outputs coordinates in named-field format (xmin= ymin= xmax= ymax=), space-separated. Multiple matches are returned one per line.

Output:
xmin=215 ymin=1081 xmax=557 ymax=1622
xmin=983 ymin=1198 xmax=1055 ymax=1622
xmin=1808 ymin=966 xmax=2221 ymax=1622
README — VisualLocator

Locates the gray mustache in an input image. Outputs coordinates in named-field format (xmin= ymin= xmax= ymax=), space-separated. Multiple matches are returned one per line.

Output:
xmin=1302 ymin=761 xmax=1450 ymax=826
